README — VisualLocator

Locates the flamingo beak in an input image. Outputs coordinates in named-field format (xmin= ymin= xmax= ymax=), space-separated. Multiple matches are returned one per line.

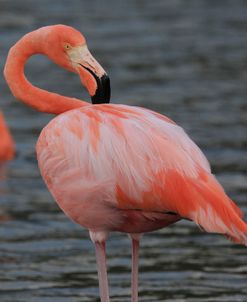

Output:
xmin=69 ymin=45 xmax=111 ymax=104
xmin=92 ymin=73 xmax=110 ymax=104
xmin=80 ymin=64 xmax=111 ymax=105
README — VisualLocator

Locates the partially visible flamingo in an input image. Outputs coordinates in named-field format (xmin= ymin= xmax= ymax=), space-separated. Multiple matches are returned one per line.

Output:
xmin=4 ymin=25 xmax=247 ymax=302
xmin=0 ymin=111 xmax=15 ymax=162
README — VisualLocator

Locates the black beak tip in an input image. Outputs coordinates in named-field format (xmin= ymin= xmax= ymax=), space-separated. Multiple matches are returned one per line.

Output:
xmin=91 ymin=74 xmax=111 ymax=104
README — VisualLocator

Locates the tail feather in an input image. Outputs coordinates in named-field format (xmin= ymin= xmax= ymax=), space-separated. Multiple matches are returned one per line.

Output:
xmin=188 ymin=172 xmax=247 ymax=245
xmin=160 ymin=169 xmax=247 ymax=246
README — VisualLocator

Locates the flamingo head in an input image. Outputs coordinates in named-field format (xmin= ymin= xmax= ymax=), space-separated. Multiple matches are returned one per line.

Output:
xmin=43 ymin=25 xmax=110 ymax=104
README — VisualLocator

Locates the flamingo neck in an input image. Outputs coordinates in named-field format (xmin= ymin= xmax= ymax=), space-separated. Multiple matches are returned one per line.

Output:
xmin=4 ymin=31 xmax=87 ymax=115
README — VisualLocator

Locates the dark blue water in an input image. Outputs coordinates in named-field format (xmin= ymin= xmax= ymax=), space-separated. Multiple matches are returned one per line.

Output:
xmin=0 ymin=1 xmax=247 ymax=301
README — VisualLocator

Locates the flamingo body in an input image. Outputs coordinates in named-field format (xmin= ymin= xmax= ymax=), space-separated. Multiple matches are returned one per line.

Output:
xmin=4 ymin=25 xmax=247 ymax=302
xmin=37 ymin=104 xmax=247 ymax=243
xmin=0 ymin=112 xmax=15 ymax=162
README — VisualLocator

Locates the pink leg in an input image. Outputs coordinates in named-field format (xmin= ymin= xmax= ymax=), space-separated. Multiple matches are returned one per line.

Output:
xmin=94 ymin=241 xmax=110 ymax=302
xmin=130 ymin=234 xmax=141 ymax=302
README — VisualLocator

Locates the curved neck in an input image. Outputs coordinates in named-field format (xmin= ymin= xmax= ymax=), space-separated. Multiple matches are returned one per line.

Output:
xmin=4 ymin=31 xmax=88 ymax=115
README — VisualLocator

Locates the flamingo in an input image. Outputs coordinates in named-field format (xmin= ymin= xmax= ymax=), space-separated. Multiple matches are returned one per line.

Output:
xmin=4 ymin=25 xmax=247 ymax=302
xmin=0 ymin=111 xmax=15 ymax=162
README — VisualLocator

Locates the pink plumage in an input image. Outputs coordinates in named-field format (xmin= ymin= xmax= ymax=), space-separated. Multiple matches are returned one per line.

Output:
xmin=0 ymin=111 xmax=15 ymax=162
xmin=36 ymin=104 xmax=247 ymax=245
xmin=4 ymin=25 xmax=247 ymax=302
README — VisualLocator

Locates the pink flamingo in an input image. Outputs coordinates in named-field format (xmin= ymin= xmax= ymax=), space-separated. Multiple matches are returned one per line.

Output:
xmin=4 ymin=25 xmax=247 ymax=302
xmin=0 ymin=111 xmax=15 ymax=162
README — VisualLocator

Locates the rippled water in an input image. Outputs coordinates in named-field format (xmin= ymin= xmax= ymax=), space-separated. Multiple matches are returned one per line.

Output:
xmin=0 ymin=0 xmax=247 ymax=301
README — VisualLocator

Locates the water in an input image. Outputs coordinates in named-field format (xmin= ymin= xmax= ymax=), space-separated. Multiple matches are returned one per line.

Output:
xmin=0 ymin=0 xmax=247 ymax=301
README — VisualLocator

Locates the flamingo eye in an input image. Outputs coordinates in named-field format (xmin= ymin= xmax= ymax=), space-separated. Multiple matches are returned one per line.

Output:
xmin=64 ymin=43 xmax=72 ymax=50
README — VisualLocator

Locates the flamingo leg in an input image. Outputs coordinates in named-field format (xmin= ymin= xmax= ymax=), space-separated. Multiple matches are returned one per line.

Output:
xmin=130 ymin=234 xmax=142 ymax=302
xmin=94 ymin=241 xmax=110 ymax=302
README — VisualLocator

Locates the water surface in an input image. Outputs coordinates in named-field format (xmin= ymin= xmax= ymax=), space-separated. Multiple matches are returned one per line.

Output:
xmin=0 ymin=1 xmax=247 ymax=301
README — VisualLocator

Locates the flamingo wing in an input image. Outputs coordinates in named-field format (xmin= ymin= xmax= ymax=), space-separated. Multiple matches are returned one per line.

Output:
xmin=37 ymin=104 xmax=247 ymax=244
